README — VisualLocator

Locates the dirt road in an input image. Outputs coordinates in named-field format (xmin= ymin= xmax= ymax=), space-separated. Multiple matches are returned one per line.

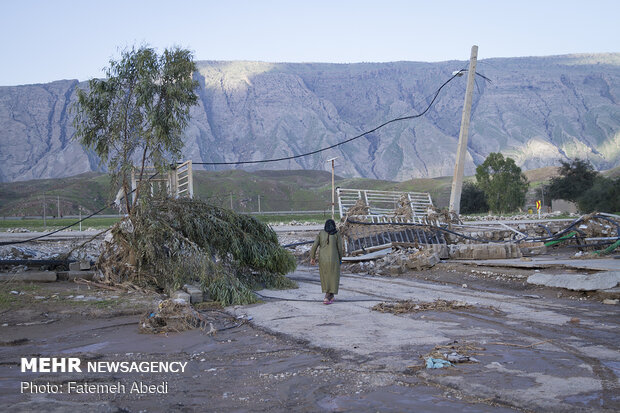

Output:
xmin=242 ymin=266 xmax=620 ymax=412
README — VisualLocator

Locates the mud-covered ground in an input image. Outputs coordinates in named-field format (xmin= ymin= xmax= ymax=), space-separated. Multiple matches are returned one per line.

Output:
xmin=1 ymin=281 xmax=515 ymax=412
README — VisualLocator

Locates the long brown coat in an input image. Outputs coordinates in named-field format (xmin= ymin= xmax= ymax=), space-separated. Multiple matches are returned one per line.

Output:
xmin=310 ymin=230 xmax=343 ymax=294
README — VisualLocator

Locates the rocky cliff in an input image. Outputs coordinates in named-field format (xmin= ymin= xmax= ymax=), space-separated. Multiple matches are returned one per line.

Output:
xmin=0 ymin=54 xmax=618 ymax=182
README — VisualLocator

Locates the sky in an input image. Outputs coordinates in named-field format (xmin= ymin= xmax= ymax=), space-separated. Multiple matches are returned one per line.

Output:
xmin=0 ymin=0 xmax=618 ymax=86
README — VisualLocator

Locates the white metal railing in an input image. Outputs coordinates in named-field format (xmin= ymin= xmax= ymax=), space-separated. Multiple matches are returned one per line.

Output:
xmin=130 ymin=161 xmax=194 ymax=203
xmin=337 ymin=188 xmax=433 ymax=223
xmin=175 ymin=160 xmax=193 ymax=199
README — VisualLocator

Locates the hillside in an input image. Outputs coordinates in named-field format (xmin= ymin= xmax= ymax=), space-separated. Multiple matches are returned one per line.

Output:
xmin=4 ymin=163 xmax=616 ymax=217
xmin=0 ymin=54 xmax=618 ymax=183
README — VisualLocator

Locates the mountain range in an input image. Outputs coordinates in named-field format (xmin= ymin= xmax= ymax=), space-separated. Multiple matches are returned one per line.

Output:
xmin=0 ymin=53 xmax=618 ymax=183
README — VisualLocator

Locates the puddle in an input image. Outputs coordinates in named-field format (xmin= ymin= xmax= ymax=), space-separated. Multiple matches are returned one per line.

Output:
xmin=317 ymin=385 xmax=515 ymax=412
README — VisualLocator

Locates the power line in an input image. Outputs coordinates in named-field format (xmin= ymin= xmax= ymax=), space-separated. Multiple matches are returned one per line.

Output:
xmin=190 ymin=68 xmax=468 ymax=166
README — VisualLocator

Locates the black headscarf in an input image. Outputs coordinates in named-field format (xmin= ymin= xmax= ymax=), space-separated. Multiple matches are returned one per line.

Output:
xmin=324 ymin=219 xmax=337 ymax=244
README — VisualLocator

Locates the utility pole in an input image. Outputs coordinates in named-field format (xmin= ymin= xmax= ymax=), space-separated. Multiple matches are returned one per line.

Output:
xmin=326 ymin=157 xmax=338 ymax=220
xmin=258 ymin=195 xmax=261 ymax=213
xmin=230 ymin=193 xmax=233 ymax=210
xmin=449 ymin=45 xmax=478 ymax=215
xmin=79 ymin=206 xmax=82 ymax=231
xmin=43 ymin=195 xmax=46 ymax=230
xmin=57 ymin=195 xmax=60 ymax=218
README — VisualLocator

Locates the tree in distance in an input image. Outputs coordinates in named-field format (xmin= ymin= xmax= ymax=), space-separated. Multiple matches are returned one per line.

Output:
xmin=577 ymin=176 xmax=620 ymax=213
xmin=460 ymin=181 xmax=489 ymax=214
xmin=73 ymin=45 xmax=199 ymax=214
xmin=547 ymin=159 xmax=598 ymax=203
xmin=475 ymin=152 xmax=529 ymax=214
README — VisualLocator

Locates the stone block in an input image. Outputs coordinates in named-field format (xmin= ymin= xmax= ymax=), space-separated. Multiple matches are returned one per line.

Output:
xmin=405 ymin=260 xmax=418 ymax=270
xmin=57 ymin=271 xmax=95 ymax=281
xmin=69 ymin=262 xmax=81 ymax=271
xmin=427 ymin=252 xmax=440 ymax=267
xmin=429 ymin=244 xmax=449 ymax=259
xmin=183 ymin=284 xmax=204 ymax=304
xmin=0 ymin=271 xmax=57 ymax=282
xmin=520 ymin=242 xmax=547 ymax=256
xmin=171 ymin=290 xmax=191 ymax=304
xmin=472 ymin=246 xmax=489 ymax=260
xmin=79 ymin=260 xmax=91 ymax=270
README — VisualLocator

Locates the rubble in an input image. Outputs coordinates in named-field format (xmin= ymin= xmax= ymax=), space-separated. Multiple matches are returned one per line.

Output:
xmin=139 ymin=299 xmax=205 ymax=334
xmin=422 ymin=340 xmax=484 ymax=368
xmin=391 ymin=195 xmax=413 ymax=220
xmin=372 ymin=299 xmax=473 ymax=314
xmin=448 ymin=243 xmax=522 ymax=260
xmin=345 ymin=199 xmax=370 ymax=216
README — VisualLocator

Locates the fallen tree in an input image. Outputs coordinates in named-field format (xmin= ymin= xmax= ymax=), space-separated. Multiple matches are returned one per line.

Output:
xmin=98 ymin=198 xmax=297 ymax=305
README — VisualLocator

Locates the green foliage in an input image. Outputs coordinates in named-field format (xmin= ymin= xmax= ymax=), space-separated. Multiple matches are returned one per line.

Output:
xmin=73 ymin=45 xmax=199 ymax=214
xmin=475 ymin=153 xmax=529 ymax=214
xmin=577 ymin=176 xmax=620 ymax=213
xmin=99 ymin=198 xmax=297 ymax=306
xmin=547 ymin=159 xmax=599 ymax=203
xmin=460 ymin=182 xmax=489 ymax=214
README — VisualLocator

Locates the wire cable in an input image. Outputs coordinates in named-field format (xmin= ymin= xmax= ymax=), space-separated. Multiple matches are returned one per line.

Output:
xmin=189 ymin=68 xmax=468 ymax=166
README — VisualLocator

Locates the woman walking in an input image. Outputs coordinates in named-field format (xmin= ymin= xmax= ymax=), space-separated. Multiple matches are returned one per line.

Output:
xmin=310 ymin=219 xmax=343 ymax=305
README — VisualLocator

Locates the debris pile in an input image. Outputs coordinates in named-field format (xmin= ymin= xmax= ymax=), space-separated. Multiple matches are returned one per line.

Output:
xmin=392 ymin=195 xmax=413 ymax=220
xmin=371 ymin=247 xmax=443 ymax=275
xmin=372 ymin=299 xmax=472 ymax=314
xmin=578 ymin=214 xmax=616 ymax=238
xmin=345 ymin=199 xmax=370 ymax=217
xmin=139 ymin=299 xmax=206 ymax=334
xmin=423 ymin=340 xmax=483 ymax=368
xmin=423 ymin=207 xmax=462 ymax=227
xmin=98 ymin=198 xmax=297 ymax=305
xmin=347 ymin=241 xmax=525 ymax=275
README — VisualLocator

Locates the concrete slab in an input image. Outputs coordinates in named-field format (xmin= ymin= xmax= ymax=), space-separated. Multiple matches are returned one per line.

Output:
xmin=343 ymin=248 xmax=392 ymax=262
xmin=171 ymin=290 xmax=191 ymax=304
xmin=183 ymin=284 xmax=204 ymax=304
xmin=0 ymin=271 xmax=57 ymax=282
xmin=527 ymin=271 xmax=620 ymax=291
